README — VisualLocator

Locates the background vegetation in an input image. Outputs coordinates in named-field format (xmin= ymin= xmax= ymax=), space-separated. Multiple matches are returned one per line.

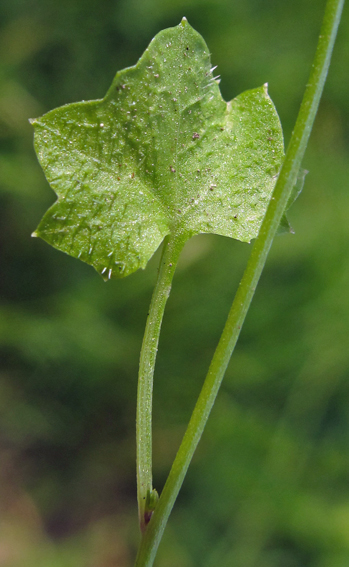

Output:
xmin=1 ymin=0 xmax=349 ymax=565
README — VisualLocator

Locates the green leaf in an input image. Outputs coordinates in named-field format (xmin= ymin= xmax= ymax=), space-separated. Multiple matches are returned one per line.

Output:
xmin=31 ymin=18 xmax=284 ymax=280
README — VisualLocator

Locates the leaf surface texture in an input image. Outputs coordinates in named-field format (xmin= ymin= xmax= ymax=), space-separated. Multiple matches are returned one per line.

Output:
xmin=32 ymin=19 xmax=284 ymax=279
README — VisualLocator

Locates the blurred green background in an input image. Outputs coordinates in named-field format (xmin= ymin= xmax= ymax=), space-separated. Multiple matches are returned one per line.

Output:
xmin=1 ymin=0 xmax=349 ymax=565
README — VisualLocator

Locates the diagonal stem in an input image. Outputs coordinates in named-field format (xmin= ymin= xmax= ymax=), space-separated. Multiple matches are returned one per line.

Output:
xmin=135 ymin=0 xmax=345 ymax=562
xmin=137 ymin=231 xmax=188 ymax=532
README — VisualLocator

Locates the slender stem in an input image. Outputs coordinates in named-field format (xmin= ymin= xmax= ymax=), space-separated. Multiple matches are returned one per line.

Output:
xmin=135 ymin=0 xmax=345 ymax=563
xmin=137 ymin=231 xmax=188 ymax=531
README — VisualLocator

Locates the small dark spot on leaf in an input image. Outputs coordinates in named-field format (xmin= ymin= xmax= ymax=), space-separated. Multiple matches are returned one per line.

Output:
xmin=170 ymin=166 xmax=176 ymax=173
xmin=131 ymin=172 xmax=135 ymax=178
xmin=234 ymin=214 xmax=238 ymax=219
xmin=154 ymin=74 xmax=159 ymax=78
xmin=117 ymin=176 xmax=120 ymax=181
xmin=192 ymin=132 xmax=200 ymax=139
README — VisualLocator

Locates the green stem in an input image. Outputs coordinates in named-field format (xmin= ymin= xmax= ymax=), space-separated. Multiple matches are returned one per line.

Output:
xmin=135 ymin=0 xmax=345 ymax=563
xmin=137 ymin=231 xmax=188 ymax=532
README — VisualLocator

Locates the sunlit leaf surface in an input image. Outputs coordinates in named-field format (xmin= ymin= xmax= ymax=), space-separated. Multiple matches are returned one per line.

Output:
xmin=32 ymin=18 xmax=284 ymax=280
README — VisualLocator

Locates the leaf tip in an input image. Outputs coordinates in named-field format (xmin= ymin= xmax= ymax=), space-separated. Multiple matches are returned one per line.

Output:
xmin=263 ymin=83 xmax=269 ymax=95
xmin=29 ymin=118 xmax=37 ymax=125
xmin=31 ymin=231 xmax=38 ymax=238
xmin=180 ymin=16 xmax=188 ymax=26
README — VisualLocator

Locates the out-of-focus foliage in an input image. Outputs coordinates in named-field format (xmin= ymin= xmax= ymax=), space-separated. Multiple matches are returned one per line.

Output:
xmin=0 ymin=0 xmax=348 ymax=566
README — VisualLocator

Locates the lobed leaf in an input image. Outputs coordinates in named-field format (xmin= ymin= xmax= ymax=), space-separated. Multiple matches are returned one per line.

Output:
xmin=31 ymin=18 xmax=284 ymax=280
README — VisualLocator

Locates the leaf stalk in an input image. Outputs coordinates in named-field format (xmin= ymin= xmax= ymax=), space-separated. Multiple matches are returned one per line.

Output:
xmin=137 ymin=232 xmax=188 ymax=531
